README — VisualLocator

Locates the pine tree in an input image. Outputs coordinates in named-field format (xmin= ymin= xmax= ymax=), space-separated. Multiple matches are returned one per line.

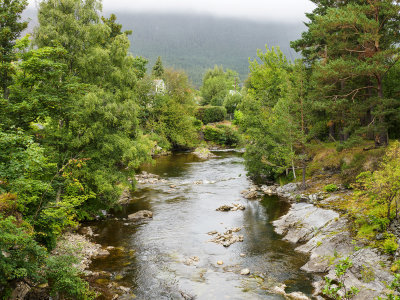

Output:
xmin=152 ymin=56 xmax=164 ymax=78
xmin=309 ymin=0 xmax=400 ymax=146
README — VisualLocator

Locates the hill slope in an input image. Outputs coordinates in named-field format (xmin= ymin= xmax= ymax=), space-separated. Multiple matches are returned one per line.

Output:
xmin=117 ymin=13 xmax=304 ymax=85
xmin=23 ymin=9 xmax=305 ymax=86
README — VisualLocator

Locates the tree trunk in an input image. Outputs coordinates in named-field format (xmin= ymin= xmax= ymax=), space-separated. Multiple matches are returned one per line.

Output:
xmin=375 ymin=76 xmax=388 ymax=147
xmin=291 ymin=160 xmax=296 ymax=180
xmin=302 ymin=162 xmax=306 ymax=189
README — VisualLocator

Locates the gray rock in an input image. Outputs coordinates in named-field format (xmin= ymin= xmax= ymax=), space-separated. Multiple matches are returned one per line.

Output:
xmin=128 ymin=210 xmax=153 ymax=221
xmin=209 ymin=228 xmax=243 ymax=247
xmin=216 ymin=203 xmax=245 ymax=211
xmin=297 ymin=218 xmax=353 ymax=273
xmin=272 ymin=203 xmax=339 ymax=243
xmin=276 ymin=182 xmax=299 ymax=194
xmin=314 ymin=248 xmax=394 ymax=300
xmin=274 ymin=202 xmax=395 ymax=300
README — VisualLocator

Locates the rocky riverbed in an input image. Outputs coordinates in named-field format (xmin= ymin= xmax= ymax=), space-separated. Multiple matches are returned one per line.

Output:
xmin=261 ymin=181 xmax=396 ymax=299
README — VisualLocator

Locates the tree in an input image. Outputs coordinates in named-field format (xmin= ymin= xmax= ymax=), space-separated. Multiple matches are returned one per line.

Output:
xmin=101 ymin=13 xmax=132 ymax=39
xmin=200 ymin=65 xmax=239 ymax=106
xmin=223 ymin=92 xmax=242 ymax=115
xmin=137 ymin=68 xmax=198 ymax=149
xmin=355 ymin=141 xmax=400 ymax=221
xmin=292 ymin=0 xmax=400 ymax=146
xmin=152 ymin=56 xmax=164 ymax=78
xmin=240 ymin=47 xmax=310 ymax=181
xmin=0 ymin=0 xmax=28 ymax=99
xmin=312 ymin=1 xmax=400 ymax=146
xmin=34 ymin=0 xmax=102 ymax=73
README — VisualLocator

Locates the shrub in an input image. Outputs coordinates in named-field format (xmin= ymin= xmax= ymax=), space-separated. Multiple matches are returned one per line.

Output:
xmin=0 ymin=216 xmax=47 ymax=297
xmin=324 ymin=184 xmax=338 ymax=192
xmin=323 ymin=258 xmax=359 ymax=300
xmin=45 ymin=255 xmax=95 ymax=300
xmin=382 ymin=233 xmax=398 ymax=254
xmin=195 ymin=106 xmax=227 ymax=124
xmin=203 ymin=125 xmax=241 ymax=146
xmin=233 ymin=110 xmax=243 ymax=125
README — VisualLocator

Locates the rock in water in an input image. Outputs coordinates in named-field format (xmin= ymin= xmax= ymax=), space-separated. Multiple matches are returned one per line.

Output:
xmin=240 ymin=268 xmax=250 ymax=275
xmin=128 ymin=210 xmax=153 ymax=221
xmin=193 ymin=147 xmax=217 ymax=159
xmin=208 ymin=228 xmax=243 ymax=247
xmin=216 ymin=203 xmax=245 ymax=211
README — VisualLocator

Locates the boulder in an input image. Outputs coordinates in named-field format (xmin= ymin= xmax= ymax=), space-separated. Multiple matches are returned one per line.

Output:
xmin=313 ymin=248 xmax=394 ymax=300
xmin=193 ymin=147 xmax=217 ymax=159
xmin=276 ymin=182 xmax=299 ymax=194
xmin=272 ymin=203 xmax=339 ymax=243
xmin=128 ymin=210 xmax=153 ymax=221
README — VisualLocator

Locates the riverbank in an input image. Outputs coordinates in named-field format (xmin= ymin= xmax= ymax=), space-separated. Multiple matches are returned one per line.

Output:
xmin=259 ymin=181 xmax=396 ymax=299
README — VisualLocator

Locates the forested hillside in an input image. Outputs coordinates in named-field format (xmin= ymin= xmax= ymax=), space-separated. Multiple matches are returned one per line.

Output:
xmin=22 ymin=8 xmax=304 ymax=85
xmin=117 ymin=13 xmax=304 ymax=85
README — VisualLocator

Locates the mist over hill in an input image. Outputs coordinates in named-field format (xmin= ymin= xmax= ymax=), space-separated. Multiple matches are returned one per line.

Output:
xmin=22 ymin=9 xmax=305 ymax=86
xmin=116 ymin=13 xmax=304 ymax=85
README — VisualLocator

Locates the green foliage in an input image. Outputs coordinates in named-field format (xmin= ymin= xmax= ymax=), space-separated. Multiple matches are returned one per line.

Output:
xmin=240 ymin=48 xmax=309 ymax=179
xmin=379 ymin=273 xmax=400 ymax=300
xmin=0 ymin=216 xmax=46 ymax=290
xmin=0 ymin=0 xmax=28 ymax=98
xmin=223 ymin=92 xmax=242 ymax=114
xmin=45 ymin=254 xmax=95 ymax=300
xmin=138 ymin=68 xmax=198 ymax=149
xmin=195 ymin=106 xmax=227 ymax=124
xmin=152 ymin=56 xmax=164 ymax=78
xmin=295 ymin=0 xmax=400 ymax=145
xmin=382 ymin=233 xmax=399 ymax=254
xmin=323 ymin=257 xmax=359 ymax=300
xmin=354 ymin=141 xmax=400 ymax=221
xmin=324 ymin=184 xmax=338 ymax=192
xmin=233 ymin=110 xmax=243 ymax=125
xmin=200 ymin=66 xmax=239 ymax=106
xmin=203 ymin=125 xmax=241 ymax=147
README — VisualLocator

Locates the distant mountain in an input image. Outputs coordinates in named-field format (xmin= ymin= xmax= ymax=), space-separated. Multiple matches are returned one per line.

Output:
xmin=116 ymin=13 xmax=305 ymax=86
xmin=22 ymin=9 xmax=306 ymax=86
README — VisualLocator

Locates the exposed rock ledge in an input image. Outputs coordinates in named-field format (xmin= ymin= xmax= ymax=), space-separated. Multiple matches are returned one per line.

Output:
xmin=272 ymin=202 xmax=394 ymax=299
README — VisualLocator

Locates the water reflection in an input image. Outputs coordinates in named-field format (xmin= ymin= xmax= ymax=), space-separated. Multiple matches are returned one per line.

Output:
xmin=89 ymin=152 xmax=313 ymax=299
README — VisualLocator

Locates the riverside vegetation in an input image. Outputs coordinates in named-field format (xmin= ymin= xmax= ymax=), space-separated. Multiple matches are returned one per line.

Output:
xmin=1 ymin=0 xmax=400 ymax=299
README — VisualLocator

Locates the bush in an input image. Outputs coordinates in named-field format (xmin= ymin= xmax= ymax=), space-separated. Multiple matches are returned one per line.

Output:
xmin=45 ymin=255 xmax=95 ymax=300
xmin=0 ymin=216 xmax=47 ymax=296
xmin=324 ymin=184 xmax=338 ymax=192
xmin=382 ymin=233 xmax=399 ymax=254
xmin=233 ymin=110 xmax=243 ymax=125
xmin=195 ymin=106 xmax=227 ymax=124
xmin=203 ymin=125 xmax=241 ymax=146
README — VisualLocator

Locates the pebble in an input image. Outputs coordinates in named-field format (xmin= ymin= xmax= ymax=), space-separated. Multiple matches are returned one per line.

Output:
xmin=240 ymin=253 xmax=246 ymax=257
xmin=240 ymin=268 xmax=250 ymax=275
xmin=217 ymin=261 xmax=224 ymax=265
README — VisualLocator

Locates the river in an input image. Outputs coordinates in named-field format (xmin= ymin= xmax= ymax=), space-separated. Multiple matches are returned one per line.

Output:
xmin=88 ymin=151 xmax=314 ymax=299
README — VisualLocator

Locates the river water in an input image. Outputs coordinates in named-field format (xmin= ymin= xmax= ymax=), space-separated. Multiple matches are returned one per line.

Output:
xmin=88 ymin=152 xmax=314 ymax=299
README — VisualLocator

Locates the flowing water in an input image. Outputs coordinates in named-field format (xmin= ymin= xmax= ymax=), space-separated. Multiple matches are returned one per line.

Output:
xmin=88 ymin=152 xmax=314 ymax=299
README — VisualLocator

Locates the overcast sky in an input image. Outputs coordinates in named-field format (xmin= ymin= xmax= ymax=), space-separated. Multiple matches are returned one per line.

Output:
xmin=28 ymin=0 xmax=315 ymax=23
